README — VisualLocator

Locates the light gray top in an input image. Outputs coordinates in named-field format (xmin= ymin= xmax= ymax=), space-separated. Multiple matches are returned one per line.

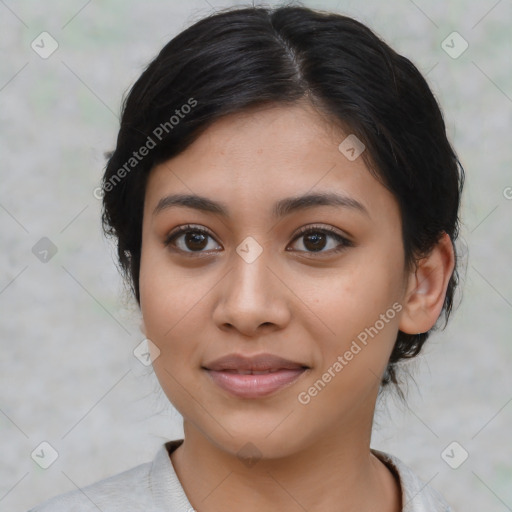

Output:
xmin=29 ymin=439 xmax=453 ymax=511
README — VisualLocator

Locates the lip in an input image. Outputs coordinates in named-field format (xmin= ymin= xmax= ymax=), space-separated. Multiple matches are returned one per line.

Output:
xmin=203 ymin=353 xmax=307 ymax=372
xmin=202 ymin=353 xmax=309 ymax=399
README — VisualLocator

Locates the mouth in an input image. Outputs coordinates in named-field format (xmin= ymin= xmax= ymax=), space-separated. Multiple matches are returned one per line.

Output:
xmin=218 ymin=368 xmax=299 ymax=374
xmin=202 ymin=353 xmax=310 ymax=398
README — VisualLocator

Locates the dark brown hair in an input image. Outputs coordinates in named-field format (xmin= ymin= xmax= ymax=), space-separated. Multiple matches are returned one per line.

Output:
xmin=101 ymin=4 xmax=464 ymax=390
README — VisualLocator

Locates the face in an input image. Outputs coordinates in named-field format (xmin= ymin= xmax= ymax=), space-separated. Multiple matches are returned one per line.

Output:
xmin=139 ymin=103 xmax=410 ymax=459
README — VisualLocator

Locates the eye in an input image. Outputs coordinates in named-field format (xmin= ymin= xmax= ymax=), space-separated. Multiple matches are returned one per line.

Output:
xmin=287 ymin=225 xmax=353 ymax=255
xmin=163 ymin=224 xmax=353 ymax=256
xmin=164 ymin=224 xmax=221 ymax=254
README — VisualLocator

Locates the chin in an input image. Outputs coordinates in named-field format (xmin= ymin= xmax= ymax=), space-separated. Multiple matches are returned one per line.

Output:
xmin=197 ymin=419 xmax=309 ymax=463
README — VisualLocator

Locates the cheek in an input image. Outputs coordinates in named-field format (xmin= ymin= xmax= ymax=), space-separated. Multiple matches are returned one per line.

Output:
xmin=140 ymin=271 xmax=198 ymax=343
xmin=139 ymin=259 xmax=208 ymax=407
xmin=301 ymin=279 xmax=401 ymax=418
xmin=311 ymin=248 xmax=404 ymax=384
xmin=319 ymin=254 xmax=402 ymax=330
xmin=139 ymin=239 xmax=192 ymax=335
xmin=139 ymin=247 xmax=216 ymax=371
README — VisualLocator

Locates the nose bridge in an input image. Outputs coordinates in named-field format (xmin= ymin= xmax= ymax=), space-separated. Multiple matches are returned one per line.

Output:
xmin=228 ymin=246 xmax=275 ymax=307
xmin=214 ymin=243 xmax=289 ymax=333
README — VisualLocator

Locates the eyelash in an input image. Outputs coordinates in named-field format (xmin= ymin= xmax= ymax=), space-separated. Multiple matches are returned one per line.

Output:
xmin=163 ymin=224 xmax=353 ymax=257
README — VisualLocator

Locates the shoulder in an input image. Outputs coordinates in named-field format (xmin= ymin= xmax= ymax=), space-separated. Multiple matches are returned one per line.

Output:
xmin=28 ymin=459 xmax=155 ymax=512
xmin=371 ymin=449 xmax=455 ymax=511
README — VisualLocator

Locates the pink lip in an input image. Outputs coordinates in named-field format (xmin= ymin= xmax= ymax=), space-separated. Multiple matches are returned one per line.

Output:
xmin=203 ymin=352 xmax=307 ymax=371
xmin=205 ymin=368 xmax=307 ymax=398
xmin=202 ymin=352 xmax=309 ymax=398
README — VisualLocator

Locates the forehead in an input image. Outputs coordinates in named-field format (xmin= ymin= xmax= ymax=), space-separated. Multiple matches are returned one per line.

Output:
xmin=144 ymin=103 xmax=397 ymax=223
xmin=179 ymin=102 xmax=346 ymax=171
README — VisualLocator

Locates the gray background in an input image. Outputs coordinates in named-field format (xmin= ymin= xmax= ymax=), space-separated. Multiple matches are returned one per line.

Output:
xmin=1 ymin=0 xmax=511 ymax=510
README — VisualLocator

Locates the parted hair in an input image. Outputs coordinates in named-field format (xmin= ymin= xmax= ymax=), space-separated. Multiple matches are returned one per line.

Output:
xmin=101 ymin=4 xmax=464 ymax=391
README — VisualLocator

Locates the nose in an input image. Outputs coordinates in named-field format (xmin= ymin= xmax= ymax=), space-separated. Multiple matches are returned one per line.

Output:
xmin=212 ymin=250 xmax=291 ymax=337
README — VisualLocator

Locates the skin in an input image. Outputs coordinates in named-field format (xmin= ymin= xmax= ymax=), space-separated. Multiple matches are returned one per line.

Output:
xmin=139 ymin=102 xmax=455 ymax=512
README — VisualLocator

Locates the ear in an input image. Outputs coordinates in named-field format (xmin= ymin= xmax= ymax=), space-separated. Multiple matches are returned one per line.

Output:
xmin=399 ymin=232 xmax=455 ymax=335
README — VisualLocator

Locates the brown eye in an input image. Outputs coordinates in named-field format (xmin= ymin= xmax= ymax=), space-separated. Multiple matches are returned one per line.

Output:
xmin=164 ymin=225 xmax=221 ymax=254
xmin=302 ymin=232 xmax=327 ymax=252
xmin=183 ymin=231 xmax=208 ymax=251
xmin=288 ymin=226 xmax=353 ymax=255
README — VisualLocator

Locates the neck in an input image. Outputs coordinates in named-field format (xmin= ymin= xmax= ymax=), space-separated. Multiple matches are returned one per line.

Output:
xmin=170 ymin=419 xmax=401 ymax=512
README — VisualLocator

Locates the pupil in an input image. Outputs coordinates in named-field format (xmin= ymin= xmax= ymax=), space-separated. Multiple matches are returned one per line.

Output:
xmin=186 ymin=232 xmax=207 ymax=250
xmin=305 ymin=233 xmax=325 ymax=251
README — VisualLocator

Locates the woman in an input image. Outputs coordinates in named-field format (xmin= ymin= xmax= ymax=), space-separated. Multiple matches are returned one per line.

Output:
xmin=31 ymin=4 xmax=463 ymax=511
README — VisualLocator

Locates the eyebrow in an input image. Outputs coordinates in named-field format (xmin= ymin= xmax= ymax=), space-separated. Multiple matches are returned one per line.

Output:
xmin=152 ymin=191 xmax=370 ymax=219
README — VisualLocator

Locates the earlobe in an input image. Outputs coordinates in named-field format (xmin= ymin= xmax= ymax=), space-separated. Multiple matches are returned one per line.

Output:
xmin=399 ymin=232 xmax=455 ymax=335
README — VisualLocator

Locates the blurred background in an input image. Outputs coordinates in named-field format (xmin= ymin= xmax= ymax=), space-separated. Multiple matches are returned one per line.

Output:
xmin=1 ymin=0 xmax=511 ymax=510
